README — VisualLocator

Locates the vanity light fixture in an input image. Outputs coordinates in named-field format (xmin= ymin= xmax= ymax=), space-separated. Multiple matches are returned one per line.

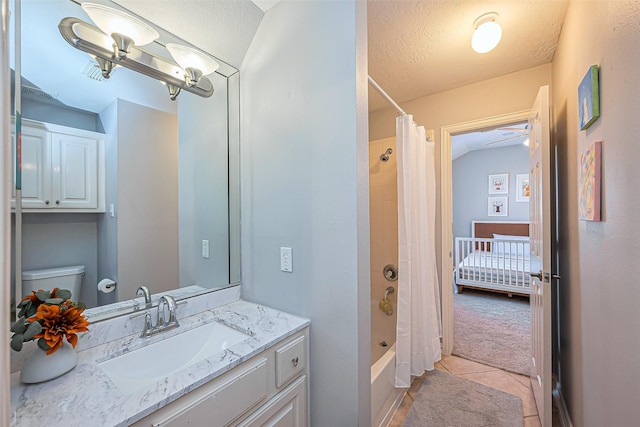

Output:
xmin=81 ymin=3 xmax=159 ymax=59
xmin=59 ymin=3 xmax=215 ymax=99
xmin=166 ymin=43 xmax=220 ymax=88
xmin=471 ymin=12 xmax=502 ymax=54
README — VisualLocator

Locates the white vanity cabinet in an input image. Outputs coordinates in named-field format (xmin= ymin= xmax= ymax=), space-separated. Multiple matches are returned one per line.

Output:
xmin=131 ymin=328 xmax=309 ymax=427
xmin=11 ymin=119 xmax=105 ymax=212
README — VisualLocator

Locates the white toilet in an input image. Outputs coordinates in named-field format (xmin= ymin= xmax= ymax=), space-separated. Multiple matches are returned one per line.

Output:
xmin=21 ymin=265 xmax=85 ymax=300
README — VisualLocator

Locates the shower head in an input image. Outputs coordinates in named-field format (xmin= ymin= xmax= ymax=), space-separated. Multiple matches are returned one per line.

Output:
xmin=380 ymin=148 xmax=393 ymax=162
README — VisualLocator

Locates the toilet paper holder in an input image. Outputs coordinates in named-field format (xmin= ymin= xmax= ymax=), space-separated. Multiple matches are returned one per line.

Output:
xmin=98 ymin=278 xmax=117 ymax=293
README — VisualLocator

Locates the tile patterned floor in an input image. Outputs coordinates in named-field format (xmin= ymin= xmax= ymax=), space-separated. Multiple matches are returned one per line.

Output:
xmin=388 ymin=354 xmax=543 ymax=426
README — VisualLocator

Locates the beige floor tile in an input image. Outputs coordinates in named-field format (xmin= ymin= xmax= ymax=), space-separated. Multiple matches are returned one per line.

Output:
xmin=407 ymin=377 xmax=424 ymax=398
xmin=434 ymin=361 xmax=450 ymax=373
xmin=439 ymin=354 xmax=499 ymax=375
xmin=457 ymin=370 xmax=538 ymax=417
xmin=388 ymin=392 xmax=412 ymax=427
xmin=507 ymin=371 xmax=533 ymax=389
xmin=524 ymin=415 xmax=542 ymax=427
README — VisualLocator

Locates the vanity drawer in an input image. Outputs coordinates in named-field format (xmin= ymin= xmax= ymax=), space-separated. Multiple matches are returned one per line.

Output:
xmin=149 ymin=357 xmax=268 ymax=427
xmin=275 ymin=335 xmax=306 ymax=388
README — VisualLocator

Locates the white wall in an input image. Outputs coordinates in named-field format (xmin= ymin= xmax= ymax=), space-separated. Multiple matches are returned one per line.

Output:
xmin=240 ymin=1 xmax=370 ymax=425
xmin=552 ymin=1 xmax=640 ymax=425
xmin=178 ymin=71 xmax=230 ymax=289
xmin=452 ymin=145 xmax=529 ymax=240
xmin=115 ymin=99 xmax=179 ymax=301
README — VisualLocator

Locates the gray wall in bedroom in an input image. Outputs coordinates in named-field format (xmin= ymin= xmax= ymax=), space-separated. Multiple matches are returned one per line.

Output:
xmin=452 ymin=144 xmax=529 ymax=239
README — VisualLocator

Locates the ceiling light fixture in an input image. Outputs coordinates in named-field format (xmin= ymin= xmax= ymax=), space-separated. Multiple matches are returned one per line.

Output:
xmin=166 ymin=43 xmax=219 ymax=88
xmin=58 ymin=3 xmax=215 ymax=100
xmin=471 ymin=12 xmax=502 ymax=54
xmin=81 ymin=3 xmax=159 ymax=60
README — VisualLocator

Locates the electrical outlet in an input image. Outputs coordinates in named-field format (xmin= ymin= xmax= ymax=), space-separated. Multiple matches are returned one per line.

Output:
xmin=280 ymin=247 xmax=292 ymax=272
xmin=202 ymin=240 xmax=210 ymax=259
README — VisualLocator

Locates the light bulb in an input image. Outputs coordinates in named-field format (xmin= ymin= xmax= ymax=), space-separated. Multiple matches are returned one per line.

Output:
xmin=81 ymin=2 xmax=159 ymax=56
xmin=472 ymin=19 xmax=502 ymax=53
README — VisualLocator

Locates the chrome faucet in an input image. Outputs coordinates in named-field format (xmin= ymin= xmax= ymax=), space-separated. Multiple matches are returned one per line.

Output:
xmin=140 ymin=294 xmax=180 ymax=338
xmin=136 ymin=285 xmax=152 ymax=309
xmin=158 ymin=295 xmax=179 ymax=328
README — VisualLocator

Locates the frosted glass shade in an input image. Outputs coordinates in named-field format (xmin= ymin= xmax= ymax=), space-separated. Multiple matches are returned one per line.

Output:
xmin=471 ymin=21 xmax=502 ymax=53
xmin=166 ymin=43 xmax=220 ymax=76
xmin=81 ymin=3 xmax=159 ymax=47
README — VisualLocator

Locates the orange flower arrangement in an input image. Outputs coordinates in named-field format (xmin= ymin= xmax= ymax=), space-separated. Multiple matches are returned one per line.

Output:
xmin=10 ymin=288 xmax=89 ymax=355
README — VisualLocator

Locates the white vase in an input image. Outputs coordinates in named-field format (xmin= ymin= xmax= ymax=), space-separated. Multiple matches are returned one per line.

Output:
xmin=20 ymin=341 xmax=78 ymax=384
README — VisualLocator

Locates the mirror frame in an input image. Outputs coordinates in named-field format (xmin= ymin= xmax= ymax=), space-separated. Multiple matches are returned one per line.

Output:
xmin=12 ymin=0 xmax=241 ymax=323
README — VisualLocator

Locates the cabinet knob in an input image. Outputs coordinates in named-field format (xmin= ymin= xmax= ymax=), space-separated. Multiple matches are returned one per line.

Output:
xmin=55 ymin=200 xmax=60 ymax=205
xmin=45 ymin=200 xmax=50 ymax=205
xmin=291 ymin=357 xmax=299 ymax=367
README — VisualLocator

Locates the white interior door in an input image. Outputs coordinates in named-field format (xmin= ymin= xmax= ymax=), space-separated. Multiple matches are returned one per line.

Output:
xmin=528 ymin=85 xmax=552 ymax=426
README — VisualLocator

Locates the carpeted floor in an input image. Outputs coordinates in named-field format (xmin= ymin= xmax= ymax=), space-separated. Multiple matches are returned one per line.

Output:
xmin=403 ymin=369 xmax=524 ymax=427
xmin=453 ymin=289 xmax=530 ymax=375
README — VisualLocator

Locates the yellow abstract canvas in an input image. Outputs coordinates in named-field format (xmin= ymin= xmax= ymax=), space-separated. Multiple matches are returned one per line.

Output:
xmin=578 ymin=141 xmax=602 ymax=221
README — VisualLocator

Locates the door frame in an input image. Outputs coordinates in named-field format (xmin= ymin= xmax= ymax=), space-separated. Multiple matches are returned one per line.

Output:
xmin=440 ymin=110 xmax=531 ymax=355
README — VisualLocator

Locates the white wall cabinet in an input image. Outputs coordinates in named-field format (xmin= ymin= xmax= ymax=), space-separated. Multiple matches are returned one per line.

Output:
xmin=12 ymin=119 xmax=105 ymax=212
xmin=132 ymin=328 xmax=309 ymax=427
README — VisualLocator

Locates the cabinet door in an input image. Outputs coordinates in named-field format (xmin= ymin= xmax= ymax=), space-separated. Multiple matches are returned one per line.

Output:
xmin=50 ymin=132 xmax=98 ymax=209
xmin=16 ymin=126 xmax=51 ymax=209
xmin=237 ymin=376 xmax=307 ymax=427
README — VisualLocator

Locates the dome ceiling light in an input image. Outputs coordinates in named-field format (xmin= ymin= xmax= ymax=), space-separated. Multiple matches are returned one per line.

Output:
xmin=471 ymin=12 xmax=502 ymax=54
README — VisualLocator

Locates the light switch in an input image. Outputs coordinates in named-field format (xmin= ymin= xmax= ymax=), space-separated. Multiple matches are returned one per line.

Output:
xmin=202 ymin=240 xmax=210 ymax=259
xmin=280 ymin=247 xmax=292 ymax=272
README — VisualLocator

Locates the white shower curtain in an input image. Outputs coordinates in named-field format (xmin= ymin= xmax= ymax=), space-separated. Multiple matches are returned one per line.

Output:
xmin=395 ymin=114 xmax=442 ymax=388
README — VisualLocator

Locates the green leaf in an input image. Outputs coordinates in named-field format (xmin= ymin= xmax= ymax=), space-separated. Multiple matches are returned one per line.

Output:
xmin=23 ymin=321 xmax=42 ymax=341
xmin=75 ymin=302 xmax=87 ymax=310
xmin=25 ymin=304 xmax=38 ymax=318
xmin=17 ymin=300 xmax=31 ymax=318
xmin=54 ymin=289 xmax=72 ymax=300
xmin=35 ymin=291 xmax=50 ymax=302
xmin=37 ymin=338 xmax=50 ymax=351
xmin=10 ymin=319 xmax=28 ymax=334
xmin=45 ymin=298 xmax=64 ymax=305
xmin=10 ymin=334 xmax=24 ymax=352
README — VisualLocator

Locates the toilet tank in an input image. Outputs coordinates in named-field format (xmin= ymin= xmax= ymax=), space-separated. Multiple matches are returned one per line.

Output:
xmin=21 ymin=265 xmax=85 ymax=300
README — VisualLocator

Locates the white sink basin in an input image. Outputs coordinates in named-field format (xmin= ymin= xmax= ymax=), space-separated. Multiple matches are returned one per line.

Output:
xmin=99 ymin=321 xmax=250 ymax=392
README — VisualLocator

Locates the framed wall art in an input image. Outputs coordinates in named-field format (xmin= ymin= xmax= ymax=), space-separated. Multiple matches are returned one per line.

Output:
xmin=515 ymin=173 xmax=530 ymax=202
xmin=578 ymin=65 xmax=600 ymax=130
xmin=488 ymin=196 xmax=508 ymax=217
xmin=578 ymin=141 xmax=602 ymax=221
xmin=488 ymin=173 xmax=508 ymax=194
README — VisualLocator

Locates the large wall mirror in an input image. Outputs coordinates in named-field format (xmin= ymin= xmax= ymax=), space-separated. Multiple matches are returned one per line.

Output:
xmin=10 ymin=0 xmax=240 ymax=322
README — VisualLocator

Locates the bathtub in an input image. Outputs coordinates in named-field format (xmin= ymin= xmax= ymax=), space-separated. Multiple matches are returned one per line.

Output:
xmin=371 ymin=343 xmax=406 ymax=427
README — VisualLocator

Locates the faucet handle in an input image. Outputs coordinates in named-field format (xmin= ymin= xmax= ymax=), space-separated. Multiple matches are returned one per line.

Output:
xmin=140 ymin=313 xmax=153 ymax=338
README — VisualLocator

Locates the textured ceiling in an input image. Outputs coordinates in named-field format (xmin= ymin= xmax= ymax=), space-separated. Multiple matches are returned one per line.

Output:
xmin=368 ymin=0 xmax=569 ymax=111
xmin=114 ymin=0 xmax=264 ymax=69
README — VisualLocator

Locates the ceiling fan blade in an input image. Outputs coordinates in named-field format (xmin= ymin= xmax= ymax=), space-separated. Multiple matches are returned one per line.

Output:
xmin=486 ymin=134 xmax=528 ymax=145
xmin=496 ymin=127 xmax=528 ymax=133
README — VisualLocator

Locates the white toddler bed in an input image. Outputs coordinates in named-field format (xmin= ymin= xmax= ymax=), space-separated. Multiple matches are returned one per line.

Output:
xmin=455 ymin=221 xmax=531 ymax=297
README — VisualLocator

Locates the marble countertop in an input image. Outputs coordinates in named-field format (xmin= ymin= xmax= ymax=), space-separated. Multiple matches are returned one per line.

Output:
xmin=10 ymin=300 xmax=310 ymax=427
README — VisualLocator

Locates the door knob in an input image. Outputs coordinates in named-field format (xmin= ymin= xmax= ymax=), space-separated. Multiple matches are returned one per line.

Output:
xmin=530 ymin=271 xmax=543 ymax=281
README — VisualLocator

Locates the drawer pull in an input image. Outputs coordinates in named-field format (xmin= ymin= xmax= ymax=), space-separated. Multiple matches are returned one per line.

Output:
xmin=291 ymin=357 xmax=299 ymax=367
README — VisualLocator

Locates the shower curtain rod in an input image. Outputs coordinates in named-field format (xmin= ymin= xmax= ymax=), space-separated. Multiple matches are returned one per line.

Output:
xmin=368 ymin=75 xmax=407 ymax=116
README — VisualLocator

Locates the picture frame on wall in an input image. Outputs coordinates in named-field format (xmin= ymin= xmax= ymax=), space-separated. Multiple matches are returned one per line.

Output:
xmin=578 ymin=65 xmax=600 ymax=130
xmin=488 ymin=196 xmax=508 ymax=217
xmin=578 ymin=141 xmax=602 ymax=221
xmin=515 ymin=174 xmax=530 ymax=202
xmin=488 ymin=173 xmax=509 ymax=194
